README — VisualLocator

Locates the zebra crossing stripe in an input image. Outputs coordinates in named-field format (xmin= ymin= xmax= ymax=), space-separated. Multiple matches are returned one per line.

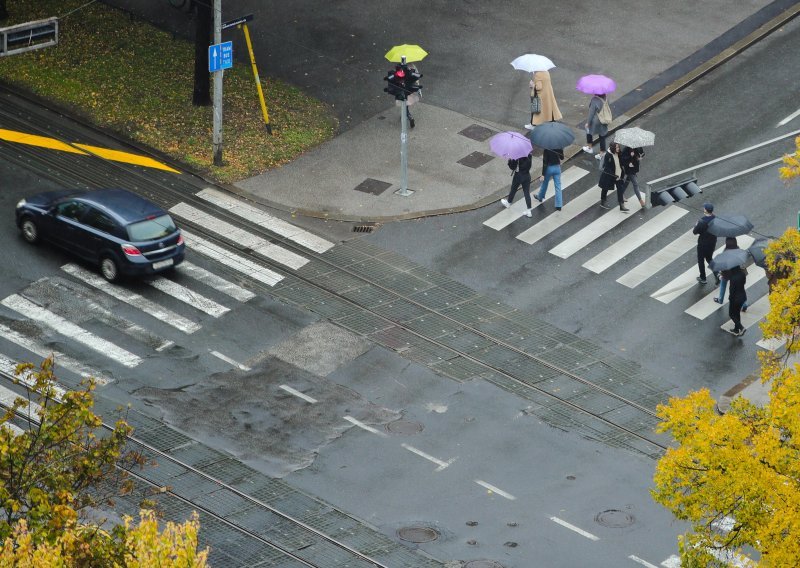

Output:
xmin=61 ymin=264 xmax=201 ymax=334
xmin=720 ymin=295 xmax=770 ymax=333
xmin=180 ymin=229 xmax=283 ymax=286
xmin=685 ymin=266 xmax=765 ymax=320
xmin=170 ymin=202 xmax=309 ymax=270
xmin=550 ymin=205 xmax=638 ymax=259
xmin=147 ymin=276 xmax=230 ymax=318
xmin=583 ymin=207 xmax=688 ymax=273
xmin=650 ymin=236 xmax=755 ymax=304
xmin=196 ymin=188 xmax=334 ymax=253
xmin=516 ymin=186 xmax=599 ymax=245
xmin=756 ymin=336 xmax=785 ymax=351
xmin=617 ymin=229 xmax=695 ymax=288
xmin=178 ymin=262 xmax=255 ymax=302
xmin=483 ymin=166 xmax=589 ymax=230
xmin=1 ymin=294 xmax=142 ymax=369
xmin=0 ymin=323 xmax=112 ymax=385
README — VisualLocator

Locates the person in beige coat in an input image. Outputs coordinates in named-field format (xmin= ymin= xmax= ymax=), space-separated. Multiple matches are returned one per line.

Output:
xmin=525 ymin=70 xmax=562 ymax=130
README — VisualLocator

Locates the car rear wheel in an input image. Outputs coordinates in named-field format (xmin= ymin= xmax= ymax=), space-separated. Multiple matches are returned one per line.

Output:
xmin=100 ymin=255 xmax=121 ymax=282
xmin=20 ymin=217 xmax=40 ymax=244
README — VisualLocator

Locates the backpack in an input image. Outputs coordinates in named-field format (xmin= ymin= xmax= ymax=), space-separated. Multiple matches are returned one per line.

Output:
xmin=597 ymin=98 xmax=613 ymax=125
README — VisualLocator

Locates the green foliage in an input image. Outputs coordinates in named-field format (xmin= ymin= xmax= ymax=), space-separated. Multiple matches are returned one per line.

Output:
xmin=0 ymin=0 xmax=337 ymax=183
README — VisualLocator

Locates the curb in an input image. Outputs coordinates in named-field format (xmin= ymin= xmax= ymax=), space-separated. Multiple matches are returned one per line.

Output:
xmin=716 ymin=373 xmax=760 ymax=414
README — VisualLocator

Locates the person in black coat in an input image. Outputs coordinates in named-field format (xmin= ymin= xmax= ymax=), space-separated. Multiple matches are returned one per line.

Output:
xmin=598 ymin=143 xmax=628 ymax=212
xmin=620 ymin=146 xmax=645 ymax=208
xmin=692 ymin=203 xmax=719 ymax=285
xmin=500 ymin=152 xmax=533 ymax=217
xmin=726 ymin=265 xmax=747 ymax=336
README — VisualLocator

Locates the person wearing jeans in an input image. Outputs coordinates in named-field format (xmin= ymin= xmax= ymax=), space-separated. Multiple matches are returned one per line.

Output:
xmin=535 ymin=147 xmax=564 ymax=210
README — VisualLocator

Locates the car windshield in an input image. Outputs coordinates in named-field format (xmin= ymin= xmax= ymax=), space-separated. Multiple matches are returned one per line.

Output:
xmin=126 ymin=215 xmax=177 ymax=241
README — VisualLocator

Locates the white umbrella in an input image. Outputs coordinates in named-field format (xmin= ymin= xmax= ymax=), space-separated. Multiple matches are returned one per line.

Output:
xmin=511 ymin=54 xmax=555 ymax=73
xmin=614 ymin=127 xmax=655 ymax=148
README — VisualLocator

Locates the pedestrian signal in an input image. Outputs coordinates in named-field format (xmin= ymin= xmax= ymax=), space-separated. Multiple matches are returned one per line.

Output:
xmin=384 ymin=65 xmax=408 ymax=101
xmin=651 ymin=178 xmax=701 ymax=207
xmin=405 ymin=66 xmax=422 ymax=95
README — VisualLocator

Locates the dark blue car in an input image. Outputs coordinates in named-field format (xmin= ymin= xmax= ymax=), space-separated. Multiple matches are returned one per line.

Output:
xmin=16 ymin=188 xmax=185 ymax=282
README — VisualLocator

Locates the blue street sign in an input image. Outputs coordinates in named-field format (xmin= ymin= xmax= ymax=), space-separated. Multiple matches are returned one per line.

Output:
xmin=208 ymin=41 xmax=233 ymax=72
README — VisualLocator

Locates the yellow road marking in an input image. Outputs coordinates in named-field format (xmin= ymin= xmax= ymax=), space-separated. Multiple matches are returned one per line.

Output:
xmin=0 ymin=128 xmax=180 ymax=173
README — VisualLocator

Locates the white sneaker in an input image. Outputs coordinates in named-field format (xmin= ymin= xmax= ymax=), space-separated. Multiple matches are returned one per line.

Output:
xmin=524 ymin=124 xmax=534 ymax=130
xmin=524 ymin=209 xmax=532 ymax=218
xmin=582 ymin=146 xmax=593 ymax=154
xmin=594 ymin=152 xmax=604 ymax=160
xmin=500 ymin=198 xmax=510 ymax=208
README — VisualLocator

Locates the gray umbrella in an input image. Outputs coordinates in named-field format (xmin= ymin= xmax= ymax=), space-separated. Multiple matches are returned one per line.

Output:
xmin=709 ymin=248 xmax=750 ymax=272
xmin=528 ymin=122 xmax=575 ymax=150
xmin=707 ymin=215 xmax=754 ymax=237
xmin=748 ymin=239 xmax=769 ymax=268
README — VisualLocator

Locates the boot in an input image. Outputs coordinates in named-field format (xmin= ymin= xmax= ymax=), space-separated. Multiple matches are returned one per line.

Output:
xmin=620 ymin=204 xmax=630 ymax=212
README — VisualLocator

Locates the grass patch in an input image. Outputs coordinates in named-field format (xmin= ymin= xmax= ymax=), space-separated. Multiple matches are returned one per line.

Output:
xmin=0 ymin=1 xmax=338 ymax=183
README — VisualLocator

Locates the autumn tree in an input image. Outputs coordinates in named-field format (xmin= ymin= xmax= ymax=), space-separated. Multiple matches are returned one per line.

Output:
xmin=0 ymin=358 xmax=208 ymax=565
xmin=651 ymin=145 xmax=800 ymax=566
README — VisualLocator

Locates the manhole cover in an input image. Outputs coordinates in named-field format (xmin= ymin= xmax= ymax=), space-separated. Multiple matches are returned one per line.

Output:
xmin=457 ymin=151 xmax=495 ymax=169
xmin=386 ymin=420 xmax=424 ymax=434
xmin=353 ymin=178 xmax=392 ymax=195
xmin=397 ymin=526 xmax=439 ymax=543
xmin=458 ymin=124 xmax=496 ymax=142
xmin=464 ymin=561 xmax=504 ymax=568
xmin=595 ymin=509 xmax=635 ymax=528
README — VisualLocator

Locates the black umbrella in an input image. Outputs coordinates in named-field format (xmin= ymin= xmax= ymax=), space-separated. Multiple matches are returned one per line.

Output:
xmin=747 ymin=239 xmax=769 ymax=269
xmin=707 ymin=215 xmax=754 ymax=237
xmin=528 ymin=122 xmax=575 ymax=150
xmin=709 ymin=248 xmax=750 ymax=272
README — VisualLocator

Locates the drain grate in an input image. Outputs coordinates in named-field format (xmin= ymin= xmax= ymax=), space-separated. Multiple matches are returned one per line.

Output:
xmin=352 ymin=224 xmax=376 ymax=233
xmin=397 ymin=526 xmax=439 ymax=543
xmin=595 ymin=509 xmax=635 ymax=528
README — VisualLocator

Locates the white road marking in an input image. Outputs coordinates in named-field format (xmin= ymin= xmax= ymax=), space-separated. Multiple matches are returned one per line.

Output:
xmin=170 ymin=203 xmax=308 ymax=270
xmin=516 ymin=186 xmax=600 ymax=245
xmin=402 ymin=443 xmax=455 ymax=472
xmin=583 ymin=207 xmax=688 ymax=273
xmin=343 ymin=415 xmax=388 ymax=437
xmin=777 ymin=107 xmax=800 ymax=126
xmin=719 ymin=295 xmax=770 ymax=333
xmin=210 ymin=350 xmax=251 ymax=371
xmin=0 ymin=384 xmax=41 ymax=423
xmin=1 ymin=294 xmax=141 ymax=368
xmin=685 ymin=265 xmax=764 ymax=319
xmin=757 ymin=335 xmax=785 ymax=351
xmin=699 ymin=158 xmax=784 ymax=191
xmin=197 ymin=187 xmax=334 ymax=253
xmin=147 ymin=276 xmax=230 ymax=317
xmin=0 ymin=323 xmax=112 ymax=385
xmin=279 ymin=384 xmax=317 ymax=403
xmin=178 ymin=261 xmax=255 ymax=302
xmin=549 ymin=516 xmax=599 ymax=540
xmin=617 ymin=229 xmax=696 ymax=288
xmin=62 ymin=263 xmax=201 ymax=334
xmin=474 ymin=479 xmax=516 ymax=500
xmin=660 ymin=555 xmax=681 ymax=568
xmin=550 ymin=204 xmax=637 ymax=259
xmin=483 ymin=166 xmax=589 ymax=230
xmin=647 ymin=128 xmax=800 ymax=185
xmin=628 ymin=555 xmax=660 ymax=568
xmin=180 ymin=229 xmax=284 ymax=287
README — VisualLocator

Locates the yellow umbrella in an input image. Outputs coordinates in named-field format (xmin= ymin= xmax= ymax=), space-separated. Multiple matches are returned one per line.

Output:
xmin=385 ymin=44 xmax=428 ymax=63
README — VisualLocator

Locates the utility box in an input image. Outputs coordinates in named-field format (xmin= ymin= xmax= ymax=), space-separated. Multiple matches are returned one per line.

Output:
xmin=0 ymin=17 xmax=58 ymax=57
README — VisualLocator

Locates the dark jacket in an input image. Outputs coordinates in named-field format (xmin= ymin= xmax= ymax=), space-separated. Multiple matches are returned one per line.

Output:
xmin=598 ymin=151 xmax=622 ymax=191
xmin=727 ymin=266 xmax=747 ymax=303
xmin=508 ymin=155 xmax=532 ymax=179
xmin=541 ymin=148 xmax=564 ymax=176
xmin=693 ymin=214 xmax=717 ymax=249
xmin=621 ymin=147 xmax=644 ymax=175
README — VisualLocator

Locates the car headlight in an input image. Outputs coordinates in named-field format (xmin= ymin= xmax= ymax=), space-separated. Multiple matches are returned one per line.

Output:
xmin=15 ymin=199 xmax=26 ymax=209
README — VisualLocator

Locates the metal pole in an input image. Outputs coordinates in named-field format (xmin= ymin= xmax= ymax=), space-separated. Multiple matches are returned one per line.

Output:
xmin=397 ymin=55 xmax=412 ymax=196
xmin=241 ymin=23 xmax=272 ymax=135
xmin=212 ymin=0 xmax=223 ymax=166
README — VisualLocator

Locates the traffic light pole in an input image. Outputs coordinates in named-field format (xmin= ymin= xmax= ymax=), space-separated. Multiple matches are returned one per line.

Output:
xmin=212 ymin=0 xmax=224 ymax=166
xmin=398 ymin=99 xmax=411 ymax=196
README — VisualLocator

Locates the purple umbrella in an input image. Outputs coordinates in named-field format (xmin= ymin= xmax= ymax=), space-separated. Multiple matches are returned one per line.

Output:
xmin=488 ymin=131 xmax=532 ymax=159
xmin=576 ymin=74 xmax=616 ymax=95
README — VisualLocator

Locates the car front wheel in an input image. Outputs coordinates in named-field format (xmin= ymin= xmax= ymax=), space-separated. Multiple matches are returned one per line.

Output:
xmin=100 ymin=255 xmax=121 ymax=282
xmin=20 ymin=217 xmax=40 ymax=244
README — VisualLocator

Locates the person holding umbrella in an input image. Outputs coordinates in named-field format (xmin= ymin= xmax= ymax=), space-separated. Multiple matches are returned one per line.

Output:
xmin=535 ymin=147 xmax=565 ymax=211
xmin=598 ymin=143 xmax=628 ymax=212
xmin=693 ymin=203 xmax=719 ymax=285
xmin=712 ymin=237 xmax=749 ymax=312
xmin=577 ymin=75 xmax=616 ymax=160
xmin=619 ymin=146 xmax=646 ymax=208
xmin=726 ymin=265 xmax=748 ymax=336
xmin=500 ymin=151 xmax=534 ymax=217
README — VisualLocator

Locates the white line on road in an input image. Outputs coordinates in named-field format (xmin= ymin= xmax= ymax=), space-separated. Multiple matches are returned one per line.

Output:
xmin=777 ymin=107 xmax=800 ymax=127
xmin=698 ymin=158 xmax=784 ymax=191
xmin=0 ymin=353 xmax=67 ymax=398
xmin=549 ymin=516 xmax=599 ymax=541
xmin=279 ymin=384 xmax=317 ymax=403
xmin=343 ymin=415 xmax=388 ymax=436
xmin=148 ymin=276 xmax=230 ymax=317
xmin=210 ymin=350 xmax=251 ymax=371
xmin=628 ymin=555 xmax=660 ymax=568
xmin=402 ymin=443 xmax=455 ymax=472
xmin=178 ymin=261 xmax=255 ymax=302
xmin=617 ymin=228 xmax=695 ymax=288
xmin=474 ymin=479 xmax=516 ymax=500
xmin=660 ymin=554 xmax=681 ymax=567
xmin=1 ymin=294 xmax=142 ymax=368
xmin=685 ymin=264 xmax=764 ymax=320
xmin=516 ymin=186 xmax=600 ymax=245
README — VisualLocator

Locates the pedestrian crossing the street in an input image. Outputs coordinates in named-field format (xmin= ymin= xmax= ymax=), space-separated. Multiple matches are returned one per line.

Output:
xmin=479 ymin=166 xmax=779 ymax=351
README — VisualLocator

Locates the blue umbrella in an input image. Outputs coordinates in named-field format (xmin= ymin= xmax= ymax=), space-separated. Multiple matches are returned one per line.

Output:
xmin=528 ymin=121 xmax=575 ymax=150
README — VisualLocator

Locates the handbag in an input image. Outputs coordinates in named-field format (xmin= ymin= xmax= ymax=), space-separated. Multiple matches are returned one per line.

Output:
xmin=530 ymin=92 xmax=542 ymax=115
